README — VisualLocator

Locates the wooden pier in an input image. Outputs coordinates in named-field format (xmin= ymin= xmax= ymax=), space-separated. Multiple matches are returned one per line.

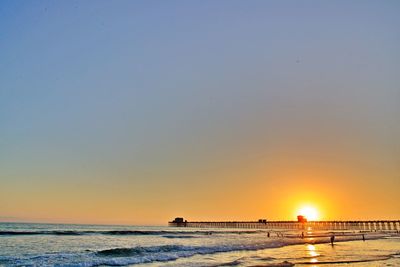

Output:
xmin=169 ymin=218 xmax=400 ymax=231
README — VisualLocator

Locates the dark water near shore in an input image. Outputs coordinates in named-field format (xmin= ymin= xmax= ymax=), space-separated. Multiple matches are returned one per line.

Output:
xmin=0 ymin=223 xmax=399 ymax=266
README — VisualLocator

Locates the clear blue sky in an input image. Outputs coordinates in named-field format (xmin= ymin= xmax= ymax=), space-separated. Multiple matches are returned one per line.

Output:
xmin=1 ymin=1 xmax=399 ymax=224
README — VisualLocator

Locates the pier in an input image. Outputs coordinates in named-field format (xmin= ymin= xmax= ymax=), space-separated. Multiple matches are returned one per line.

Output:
xmin=169 ymin=218 xmax=400 ymax=231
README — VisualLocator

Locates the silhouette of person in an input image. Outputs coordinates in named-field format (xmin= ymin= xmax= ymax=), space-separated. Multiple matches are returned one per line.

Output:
xmin=330 ymin=235 xmax=335 ymax=246
xmin=267 ymin=232 xmax=270 ymax=238
xmin=301 ymin=232 xmax=304 ymax=239
xmin=362 ymin=234 xmax=365 ymax=241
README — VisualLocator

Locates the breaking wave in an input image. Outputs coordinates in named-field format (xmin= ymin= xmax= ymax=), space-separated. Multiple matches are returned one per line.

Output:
xmin=0 ymin=236 xmax=396 ymax=267
xmin=0 ymin=229 xmax=264 ymax=237
xmin=0 ymin=242 xmax=291 ymax=266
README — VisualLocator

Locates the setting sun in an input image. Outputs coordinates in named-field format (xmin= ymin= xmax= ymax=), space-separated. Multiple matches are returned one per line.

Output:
xmin=298 ymin=206 xmax=319 ymax=221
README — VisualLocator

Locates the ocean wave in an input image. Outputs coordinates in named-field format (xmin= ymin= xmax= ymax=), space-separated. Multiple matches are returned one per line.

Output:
xmin=296 ymin=255 xmax=391 ymax=265
xmin=96 ymin=245 xmax=193 ymax=257
xmin=250 ymin=261 xmax=295 ymax=267
xmin=217 ymin=259 xmax=244 ymax=266
xmin=162 ymin=235 xmax=198 ymax=238
xmin=0 ymin=230 xmax=84 ymax=236
xmin=0 ymin=229 xmax=264 ymax=237
xmin=2 ymin=243 xmax=395 ymax=267
xmin=90 ymin=242 xmax=292 ymax=264
xmin=0 ymin=234 xmax=392 ymax=266
xmin=0 ymin=242 xmax=290 ymax=267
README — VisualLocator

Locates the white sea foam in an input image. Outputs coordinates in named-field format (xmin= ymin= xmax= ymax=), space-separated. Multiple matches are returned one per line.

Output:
xmin=0 ymin=223 xmax=398 ymax=267
xmin=0 ymin=234 xmax=391 ymax=266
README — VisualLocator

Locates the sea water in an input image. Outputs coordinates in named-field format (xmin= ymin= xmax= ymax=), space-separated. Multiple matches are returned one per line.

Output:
xmin=0 ymin=222 xmax=399 ymax=266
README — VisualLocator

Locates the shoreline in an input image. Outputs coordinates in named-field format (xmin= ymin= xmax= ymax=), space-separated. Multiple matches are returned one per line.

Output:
xmin=1 ymin=223 xmax=399 ymax=266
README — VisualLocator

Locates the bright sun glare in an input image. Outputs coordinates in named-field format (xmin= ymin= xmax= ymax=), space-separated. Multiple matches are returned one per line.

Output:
xmin=298 ymin=206 xmax=319 ymax=221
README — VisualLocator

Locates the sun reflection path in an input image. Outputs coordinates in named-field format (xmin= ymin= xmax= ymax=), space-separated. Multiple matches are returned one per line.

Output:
xmin=306 ymin=243 xmax=321 ymax=265
xmin=306 ymin=244 xmax=319 ymax=258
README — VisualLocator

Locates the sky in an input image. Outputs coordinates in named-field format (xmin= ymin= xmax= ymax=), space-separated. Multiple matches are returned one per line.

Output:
xmin=1 ymin=0 xmax=399 ymax=225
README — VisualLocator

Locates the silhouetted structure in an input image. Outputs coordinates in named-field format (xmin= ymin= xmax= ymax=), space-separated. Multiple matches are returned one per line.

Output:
xmin=172 ymin=217 xmax=184 ymax=223
xmin=168 ymin=218 xmax=400 ymax=232
xmin=297 ymin=215 xmax=307 ymax=223
xmin=171 ymin=217 xmax=186 ymax=227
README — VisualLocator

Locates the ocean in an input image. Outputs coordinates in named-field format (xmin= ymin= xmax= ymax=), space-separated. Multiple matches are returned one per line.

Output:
xmin=0 ymin=222 xmax=399 ymax=266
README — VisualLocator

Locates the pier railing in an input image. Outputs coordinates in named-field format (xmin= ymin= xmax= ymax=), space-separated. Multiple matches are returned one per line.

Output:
xmin=169 ymin=220 xmax=400 ymax=231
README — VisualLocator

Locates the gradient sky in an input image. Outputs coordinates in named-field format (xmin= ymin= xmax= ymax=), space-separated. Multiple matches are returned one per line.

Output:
xmin=1 ymin=1 xmax=399 ymax=225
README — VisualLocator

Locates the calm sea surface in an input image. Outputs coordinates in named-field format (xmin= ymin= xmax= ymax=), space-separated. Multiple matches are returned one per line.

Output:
xmin=0 ymin=223 xmax=399 ymax=266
